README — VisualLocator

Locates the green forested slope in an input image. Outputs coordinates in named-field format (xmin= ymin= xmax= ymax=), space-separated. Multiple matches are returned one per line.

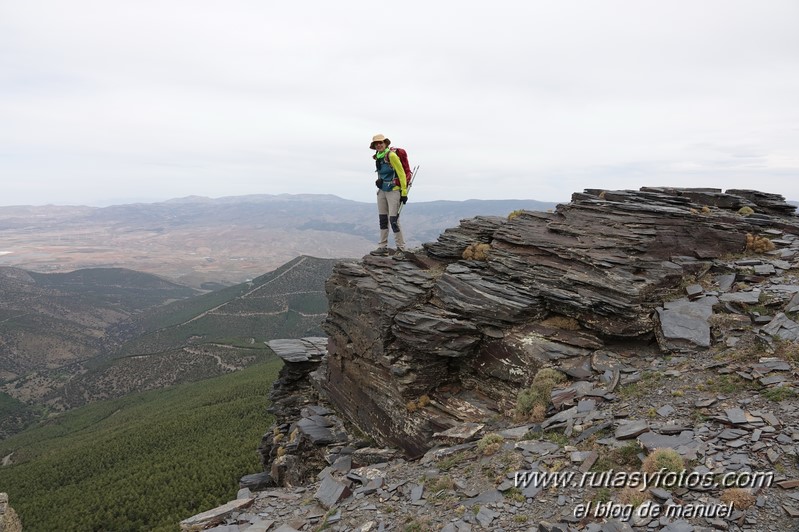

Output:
xmin=116 ymin=255 xmax=335 ymax=356
xmin=0 ymin=356 xmax=282 ymax=532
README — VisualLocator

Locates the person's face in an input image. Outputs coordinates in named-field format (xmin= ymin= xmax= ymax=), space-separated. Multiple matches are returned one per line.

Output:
xmin=373 ymin=141 xmax=385 ymax=150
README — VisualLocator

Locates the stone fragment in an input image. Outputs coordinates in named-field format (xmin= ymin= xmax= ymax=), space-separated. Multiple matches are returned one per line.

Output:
xmin=577 ymin=399 xmax=597 ymax=413
xmin=785 ymin=291 xmax=799 ymax=313
xmin=296 ymin=417 xmax=338 ymax=445
xmin=433 ymin=423 xmax=484 ymax=442
xmin=760 ymin=375 xmax=786 ymax=386
xmin=500 ymin=425 xmax=534 ymax=440
xmin=314 ymin=476 xmax=352 ymax=509
xmin=615 ymin=420 xmax=649 ymax=440
xmin=761 ymin=312 xmax=799 ymax=341
xmin=767 ymin=449 xmax=781 ymax=463
xmin=267 ymin=337 xmax=327 ymax=363
xmin=655 ymin=297 xmax=718 ymax=350
xmin=649 ymin=487 xmax=672 ymax=501
xmin=784 ymin=505 xmax=799 ymax=517
xmin=685 ymin=284 xmax=704 ymax=299
xmin=754 ymin=264 xmax=776 ymax=275
xmin=579 ymin=451 xmax=599 ymax=473
xmin=242 ymin=520 xmax=276 ymax=532
xmin=475 ymin=506 xmax=498 ymax=527
xmin=725 ymin=408 xmax=747 ymax=424
xmin=661 ymin=521 xmax=694 ymax=532
xmin=716 ymin=274 xmax=736 ymax=292
xmin=600 ymin=520 xmax=635 ymax=531
xmin=515 ymin=440 xmax=560 ymax=455
xmin=538 ymin=523 xmax=572 ymax=532
xmin=718 ymin=428 xmax=748 ymax=440
xmin=273 ymin=526 xmax=302 ymax=532
xmin=574 ymin=421 xmax=613 ymax=444
xmin=695 ymin=398 xmax=716 ymax=408
xmin=762 ymin=412 xmax=781 ymax=426
xmin=638 ymin=431 xmax=700 ymax=458
xmin=657 ymin=405 xmax=675 ymax=417
xmin=179 ymin=498 xmax=254 ymax=531
xmin=719 ymin=290 xmax=762 ymax=304
xmin=462 ymin=489 xmax=503 ymax=507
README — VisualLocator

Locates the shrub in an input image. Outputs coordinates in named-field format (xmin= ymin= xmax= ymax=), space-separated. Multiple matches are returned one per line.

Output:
xmin=745 ymin=233 xmax=775 ymax=253
xmin=738 ymin=206 xmax=755 ymax=216
xmin=406 ymin=395 xmax=431 ymax=413
xmin=507 ymin=209 xmax=525 ymax=220
xmin=720 ymin=487 xmax=755 ymax=509
xmin=761 ymin=386 xmax=796 ymax=402
xmin=641 ymin=448 xmax=684 ymax=486
xmin=462 ymin=243 xmax=491 ymax=261
xmin=425 ymin=475 xmax=454 ymax=492
xmin=477 ymin=433 xmax=504 ymax=456
xmin=618 ymin=486 xmax=650 ymax=507
xmin=540 ymin=315 xmax=581 ymax=330
xmin=515 ymin=368 xmax=566 ymax=421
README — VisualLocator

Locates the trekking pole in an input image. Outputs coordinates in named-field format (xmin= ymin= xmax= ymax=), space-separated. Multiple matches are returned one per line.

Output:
xmin=398 ymin=165 xmax=419 ymax=216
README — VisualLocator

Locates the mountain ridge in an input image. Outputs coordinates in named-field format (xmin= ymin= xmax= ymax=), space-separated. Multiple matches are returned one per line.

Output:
xmin=0 ymin=194 xmax=557 ymax=287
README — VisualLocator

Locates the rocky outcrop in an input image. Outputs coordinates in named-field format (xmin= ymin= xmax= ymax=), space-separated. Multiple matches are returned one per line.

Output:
xmin=216 ymin=187 xmax=799 ymax=530
xmin=317 ymin=188 xmax=799 ymax=457
xmin=255 ymin=337 xmax=342 ymax=487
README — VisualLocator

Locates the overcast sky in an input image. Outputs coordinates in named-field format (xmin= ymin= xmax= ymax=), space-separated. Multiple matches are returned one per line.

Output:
xmin=2 ymin=1 xmax=798 ymax=207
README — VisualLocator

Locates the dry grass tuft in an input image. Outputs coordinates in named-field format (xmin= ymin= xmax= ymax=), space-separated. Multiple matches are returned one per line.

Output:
xmin=477 ymin=433 xmax=504 ymax=456
xmin=746 ymin=233 xmax=775 ymax=253
xmin=618 ymin=486 xmax=650 ymax=507
xmin=515 ymin=368 xmax=567 ymax=422
xmin=463 ymin=243 xmax=491 ymax=261
xmin=641 ymin=448 xmax=685 ymax=483
xmin=720 ymin=488 xmax=755 ymax=509
xmin=406 ymin=395 xmax=431 ymax=413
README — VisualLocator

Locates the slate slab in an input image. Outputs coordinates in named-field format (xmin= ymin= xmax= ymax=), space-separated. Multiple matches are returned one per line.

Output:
xmin=726 ymin=408 xmax=748 ymax=424
xmin=314 ymin=476 xmax=352 ymax=509
xmin=719 ymin=290 xmax=761 ymax=304
xmin=655 ymin=297 xmax=717 ymax=350
xmin=615 ymin=420 xmax=649 ymax=440
xmin=179 ymin=498 xmax=254 ymax=530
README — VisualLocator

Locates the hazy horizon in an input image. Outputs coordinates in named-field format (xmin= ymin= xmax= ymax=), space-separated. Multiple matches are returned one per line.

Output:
xmin=3 ymin=1 xmax=798 ymax=205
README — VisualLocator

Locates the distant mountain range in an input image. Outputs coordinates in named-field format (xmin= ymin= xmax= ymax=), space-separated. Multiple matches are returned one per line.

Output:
xmin=0 ymin=194 xmax=558 ymax=288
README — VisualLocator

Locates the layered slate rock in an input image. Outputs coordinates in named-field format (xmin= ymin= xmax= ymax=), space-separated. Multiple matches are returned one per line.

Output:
xmin=255 ymin=338 xmax=332 ymax=486
xmin=266 ymin=337 xmax=327 ymax=420
xmin=319 ymin=188 xmax=799 ymax=457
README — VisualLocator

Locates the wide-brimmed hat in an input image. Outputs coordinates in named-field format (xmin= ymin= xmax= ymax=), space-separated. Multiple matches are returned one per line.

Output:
xmin=369 ymin=134 xmax=391 ymax=149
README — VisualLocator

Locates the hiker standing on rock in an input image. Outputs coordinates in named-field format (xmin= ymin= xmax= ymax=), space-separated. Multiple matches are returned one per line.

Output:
xmin=369 ymin=134 xmax=408 ymax=260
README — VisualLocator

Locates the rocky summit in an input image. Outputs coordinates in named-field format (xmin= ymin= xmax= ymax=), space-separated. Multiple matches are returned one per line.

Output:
xmin=182 ymin=187 xmax=799 ymax=531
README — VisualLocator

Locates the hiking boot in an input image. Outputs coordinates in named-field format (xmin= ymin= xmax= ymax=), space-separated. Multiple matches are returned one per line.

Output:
xmin=392 ymin=250 xmax=407 ymax=260
xmin=370 ymin=247 xmax=389 ymax=256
